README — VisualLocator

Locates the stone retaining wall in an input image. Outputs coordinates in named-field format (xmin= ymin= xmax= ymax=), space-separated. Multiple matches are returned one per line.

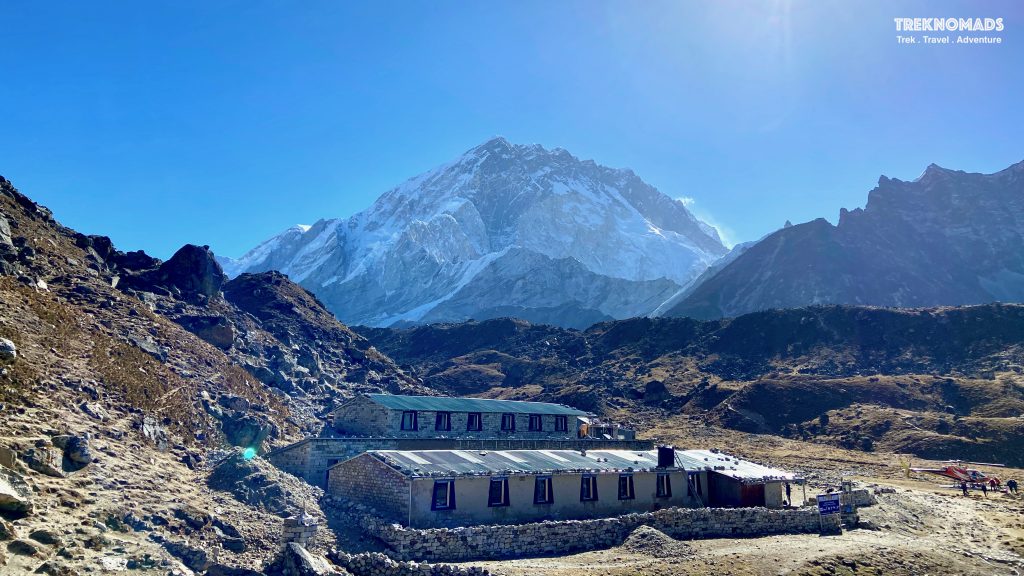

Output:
xmin=269 ymin=437 xmax=654 ymax=488
xmin=361 ymin=505 xmax=842 ymax=562
xmin=329 ymin=550 xmax=492 ymax=576
xmin=807 ymin=489 xmax=877 ymax=508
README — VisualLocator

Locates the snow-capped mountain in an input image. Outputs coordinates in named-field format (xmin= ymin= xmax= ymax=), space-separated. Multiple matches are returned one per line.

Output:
xmin=663 ymin=159 xmax=1024 ymax=319
xmin=221 ymin=137 xmax=727 ymax=328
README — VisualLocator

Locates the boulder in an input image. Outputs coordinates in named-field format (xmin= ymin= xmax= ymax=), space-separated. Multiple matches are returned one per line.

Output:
xmin=52 ymin=434 xmax=93 ymax=467
xmin=220 ymin=412 xmax=273 ymax=451
xmin=153 ymin=244 xmax=225 ymax=300
xmin=7 ymin=538 xmax=43 ymax=557
xmin=0 ymin=468 xmax=32 ymax=517
xmin=176 ymin=315 xmax=235 ymax=350
xmin=28 ymin=528 xmax=62 ymax=546
xmin=0 ymin=518 xmax=16 ymax=540
xmin=174 ymin=504 xmax=211 ymax=531
xmin=80 ymin=402 xmax=110 ymax=422
xmin=158 ymin=537 xmax=211 ymax=572
xmin=217 ymin=394 xmax=250 ymax=414
xmin=0 ymin=214 xmax=13 ymax=251
xmin=0 ymin=338 xmax=15 ymax=366
xmin=22 ymin=446 xmax=64 ymax=478
xmin=127 ymin=334 xmax=167 ymax=362
xmin=139 ymin=416 xmax=169 ymax=451
xmin=0 ymin=446 xmax=18 ymax=470
xmin=263 ymin=543 xmax=346 ymax=575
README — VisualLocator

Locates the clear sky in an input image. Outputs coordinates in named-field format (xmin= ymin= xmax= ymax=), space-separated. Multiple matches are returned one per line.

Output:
xmin=1 ymin=0 xmax=1020 ymax=258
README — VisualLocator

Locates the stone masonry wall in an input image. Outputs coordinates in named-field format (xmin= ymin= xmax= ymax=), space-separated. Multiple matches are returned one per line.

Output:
xmin=269 ymin=437 xmax=654 ymax=488
xmin=362 ymin=506 xmax=843 ymax=562
xmin=328 ymin=550 xmax=492 ymax=576
xmin=329 ymin=453 xmax=411 ymax=524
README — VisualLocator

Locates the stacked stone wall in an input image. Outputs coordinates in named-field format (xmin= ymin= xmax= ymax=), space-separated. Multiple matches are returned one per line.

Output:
xmin=329 ymin=550 xmax=491 ymax=576
xmin=361 ymin=506 xmax=843 ymax=562
xmin=268 ymin=437 xmax=653 ymax=488
xmin=328 ymin=454 xmax=411 ymax=524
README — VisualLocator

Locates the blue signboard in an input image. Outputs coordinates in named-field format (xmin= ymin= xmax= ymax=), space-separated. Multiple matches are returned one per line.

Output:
xmin=817 ymin=493 xmax=841 ymax=515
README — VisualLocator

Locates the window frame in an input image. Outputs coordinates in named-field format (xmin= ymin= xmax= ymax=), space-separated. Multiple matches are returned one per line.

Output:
xmin=434 ymin=411 xmax=452 ymax=431
xmin=400 ymin=411 xmax=418 ymax=431
xmin=534 ymin=475 xmax=554 ymax=505
xmin=466 ymin=412 xmax=483 ymax=432
xmin=580 ymin=474 xmax=599 ymax=502
xmin=618 ymin=473 xmax=635 ymax=500
xmin=554 ymin=415 xmax=568 ymax=432
xmin=488 ymin=476 xmax=510 ymax=507
xmin=656 ymin=472 xmax=672 ymax=498
xmin=431 ymin=479 xmax=456 ymax=511
xmin=528 ymin=414 xmax=543 ymax=432
xmin=501 ymin=413 xmax=516 ymax=432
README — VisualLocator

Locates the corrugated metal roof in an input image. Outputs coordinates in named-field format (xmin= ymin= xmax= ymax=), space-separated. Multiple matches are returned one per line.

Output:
xmin=347 ymin=448 xmax=797 ymax=482
xmin=365 ymin=394 xmax=589 ymax=416
xmin=363 ymin=449 xmax=667 ymax=477
xmin=679 ymin=449 xmax=796 ymax=482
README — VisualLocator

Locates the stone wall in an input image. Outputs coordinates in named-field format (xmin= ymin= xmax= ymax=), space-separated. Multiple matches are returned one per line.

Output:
xmin=807 ymin=489 xmax=877 ymax=508
xmin=333 ymin=396 xmax=391 ymax=436
xmin=268 ymin=437 xmax=654 ymax=488
xmin=329 ymin=453 xmax=411 ymax=524
xmin=361 ymin=506 xmax=843 ymax=562
xmin=328 ymin=550 xmax=492 ymax=576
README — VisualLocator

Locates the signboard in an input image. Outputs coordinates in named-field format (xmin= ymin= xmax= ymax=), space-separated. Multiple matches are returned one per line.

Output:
xmin=817 ymin=493 xmax=841 ymax=515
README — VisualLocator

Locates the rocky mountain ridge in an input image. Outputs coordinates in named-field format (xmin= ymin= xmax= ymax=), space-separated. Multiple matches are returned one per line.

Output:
xmin=0 ymin=174 xmax=430 ymax=573
xmin=665 ymin=159 xmax=1024 ymax=319
xmin=221 ymin=137 xmax=727 ymax=329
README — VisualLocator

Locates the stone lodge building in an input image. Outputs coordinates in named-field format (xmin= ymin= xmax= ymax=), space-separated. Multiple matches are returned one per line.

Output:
xmin=327 ymin=446 xmax=800 ymax=528
xmin=332 ymin=394 xmax=600 ymax=440
xmin=268 ymin=393 xmax=649 ymax=487
xmin=328 ymin=447 xmax=709 ymax=528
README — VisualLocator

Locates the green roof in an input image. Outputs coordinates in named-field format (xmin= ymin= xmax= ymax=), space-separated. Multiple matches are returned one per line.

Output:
xmin=365 ymin=394 xmax=589 ymax=416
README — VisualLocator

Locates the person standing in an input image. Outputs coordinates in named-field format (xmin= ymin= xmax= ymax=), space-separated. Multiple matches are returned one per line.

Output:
xmin=961 ymin=481 xmax=969 ymax=497
xmin=981 ymin=482 xmax=988 ymax=498
xmin=785 ymin=482 xmax=792 ymax=506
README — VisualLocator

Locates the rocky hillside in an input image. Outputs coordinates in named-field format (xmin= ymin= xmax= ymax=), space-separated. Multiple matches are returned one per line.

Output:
xmin=359 ymin=305 xmax=1024 ymax=466
xmin=0 ymin=175 xmax=426 ymax=573
xmin=221 ymin=137 xmax=727 ymax=329
xmin=665 ymin=160 xmax=1024 ymax=319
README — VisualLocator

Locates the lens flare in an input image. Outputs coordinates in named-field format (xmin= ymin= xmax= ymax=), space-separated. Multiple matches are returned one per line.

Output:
xmin=243 ymin=447 xmax=256 ymax=460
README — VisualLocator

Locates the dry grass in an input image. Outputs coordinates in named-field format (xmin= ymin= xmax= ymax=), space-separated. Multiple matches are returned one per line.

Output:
xmin=89 ymin=332 xmax=204 ymax=443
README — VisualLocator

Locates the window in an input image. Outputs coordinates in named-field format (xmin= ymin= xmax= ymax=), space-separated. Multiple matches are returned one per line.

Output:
xmin=618 ymin=474 xmax=635 ymax=500
xmin=554 ymin=415 xmax=568 ymax=432
xmin=580 ymin=475 xmax=598 ymax=502
xmin=467 ymin=412 xmax=482 ymax=431
xmin=656 ymin=473 xmax=672 ymax=498
xmin=434 ymin=411 xmax=451 ymax=431
xmin=534 ymin=476 xmax=554 ymax=504
xmin=431 ymin=480 xmax=456 ymax=510
xmin=528 ymin=414 xmax=543 ymax=431
xmin=400 ymin=411 xmax=418 ymax=431
xmin=688 ymin=472 xmax=703 ymax=497
xmin=501 ymin=413 xmax=516 ymax=431
xmin=488 ymin=477 xmax=509 ymax=507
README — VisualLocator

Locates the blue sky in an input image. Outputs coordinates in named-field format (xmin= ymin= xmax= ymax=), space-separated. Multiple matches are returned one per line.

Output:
xmin=1 ymin=0 xmax=1020 ymax=258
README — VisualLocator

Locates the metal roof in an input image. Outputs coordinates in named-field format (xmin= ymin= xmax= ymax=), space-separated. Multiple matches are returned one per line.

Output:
xmin=360 ymin=449 xmax=668 ymax=477
xmin=344 ymin=448 xmax=797 ymax=481
xmin=364 ymin=394 xmax=589 ymax=416
xmin=678 ymin=449 xmax=797 ymax=482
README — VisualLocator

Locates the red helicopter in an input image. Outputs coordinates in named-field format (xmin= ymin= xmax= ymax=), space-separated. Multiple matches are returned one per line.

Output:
xmin=908 ymin=460 xmax=1004 ymax=487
